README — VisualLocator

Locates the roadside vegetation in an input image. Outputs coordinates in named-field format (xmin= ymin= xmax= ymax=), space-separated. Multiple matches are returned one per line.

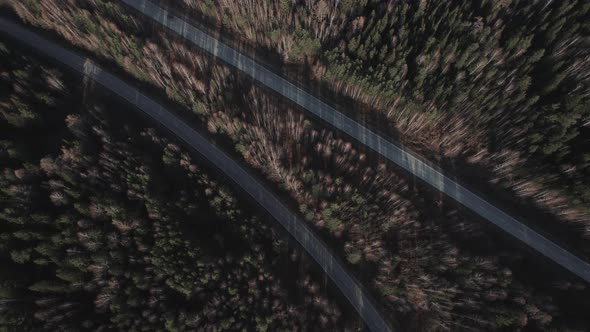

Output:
xmin=6 ymin=0 xmax=590 ymax=330
xmin=164 ymin=0 xmax=590 ymax=251
xmin=0 ymin=43 xmax=353 ymax=331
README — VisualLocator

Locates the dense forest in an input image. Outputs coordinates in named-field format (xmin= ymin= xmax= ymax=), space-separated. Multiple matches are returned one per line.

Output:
xmin=4 ymin=0 xmax=590 ymax=330
xmin=0 ymin=44 xmax=355 ymax=331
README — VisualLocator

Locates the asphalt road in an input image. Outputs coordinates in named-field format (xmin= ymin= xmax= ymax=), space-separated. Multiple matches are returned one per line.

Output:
xmin=119 ymin=0 xmax=590 ymax=283
xmin=0 ymin=19 xmax=395 ymax=332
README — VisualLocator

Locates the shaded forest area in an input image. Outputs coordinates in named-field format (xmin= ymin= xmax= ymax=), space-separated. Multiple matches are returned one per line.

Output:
xmin=164 ymin=0 xmax=590 ymax=253
xmin=0 ymin=43 xmax=356 ymax=331
xmin=5 ymin=0 xmax=590 ymax=330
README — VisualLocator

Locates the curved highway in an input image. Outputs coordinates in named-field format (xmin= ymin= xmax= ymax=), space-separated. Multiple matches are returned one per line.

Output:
xmin=120 ymin=0 xmax=590 ymax=283
xmin=0 ymin=19 xmax=394 ymax=332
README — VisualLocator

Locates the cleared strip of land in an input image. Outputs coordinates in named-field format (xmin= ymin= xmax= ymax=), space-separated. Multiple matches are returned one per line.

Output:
xmin=0 ymin=18 xmax=395 ymax=332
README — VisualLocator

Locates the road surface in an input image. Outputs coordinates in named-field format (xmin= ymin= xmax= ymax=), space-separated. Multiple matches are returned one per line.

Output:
xmin=0 ymin=19 xmax=395 ymax=332
xmin=120 ymin=0 xmax=590 ymax=283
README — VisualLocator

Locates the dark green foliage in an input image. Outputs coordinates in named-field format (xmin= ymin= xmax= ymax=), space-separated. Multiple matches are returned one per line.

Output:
xmin=0 ymin=46 xmax=349 ymax=331
xmin=322 ymin=0 xmax=590 ymax=205
xmin=10 ymin=1 xmax=590 ymax=330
